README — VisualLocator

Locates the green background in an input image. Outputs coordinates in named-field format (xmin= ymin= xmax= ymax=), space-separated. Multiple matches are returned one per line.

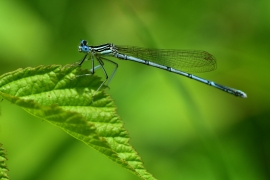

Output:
xmin=0 ymin=0 xmax=269 ymax=179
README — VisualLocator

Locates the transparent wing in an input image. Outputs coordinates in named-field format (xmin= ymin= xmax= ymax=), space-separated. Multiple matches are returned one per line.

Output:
xmin=116 ymin=46 xmax=217 ymax=73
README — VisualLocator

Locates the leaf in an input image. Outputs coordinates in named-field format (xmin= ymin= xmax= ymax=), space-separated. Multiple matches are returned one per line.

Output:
xmin=0 ymin=65 xmax=156 ymax=180
xmin=0 ymin=144 xmax=9 ymax=180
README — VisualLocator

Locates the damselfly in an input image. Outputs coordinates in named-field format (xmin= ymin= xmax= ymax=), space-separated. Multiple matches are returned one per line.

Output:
xmin=77 ymin=40 xmax=247 ymax=98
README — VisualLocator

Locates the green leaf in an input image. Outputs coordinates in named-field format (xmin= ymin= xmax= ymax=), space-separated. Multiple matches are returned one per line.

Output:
xmin=0 ymin=144 xmax=9 ymax=180
xmin=0 ymin=65 xmax=156 ymax=180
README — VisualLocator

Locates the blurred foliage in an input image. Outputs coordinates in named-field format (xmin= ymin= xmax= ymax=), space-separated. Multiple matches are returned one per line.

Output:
xmin=0 ymin=143 xmax=9 ymax=180
xmin=0 ymin=0 xmax=269 ymax=180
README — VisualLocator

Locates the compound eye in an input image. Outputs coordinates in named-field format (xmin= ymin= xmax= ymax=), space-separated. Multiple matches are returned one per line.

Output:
xmin=82 ymin=40 xmax=88 ymax=45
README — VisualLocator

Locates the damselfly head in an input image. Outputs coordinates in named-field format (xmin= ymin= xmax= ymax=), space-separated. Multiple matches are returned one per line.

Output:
xmin=78 ymin=40 xmax=90 ymax=53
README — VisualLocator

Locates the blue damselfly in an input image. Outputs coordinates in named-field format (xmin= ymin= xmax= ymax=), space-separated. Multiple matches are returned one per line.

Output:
xmin=77 ymin=40 xmax=247 ymax=98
